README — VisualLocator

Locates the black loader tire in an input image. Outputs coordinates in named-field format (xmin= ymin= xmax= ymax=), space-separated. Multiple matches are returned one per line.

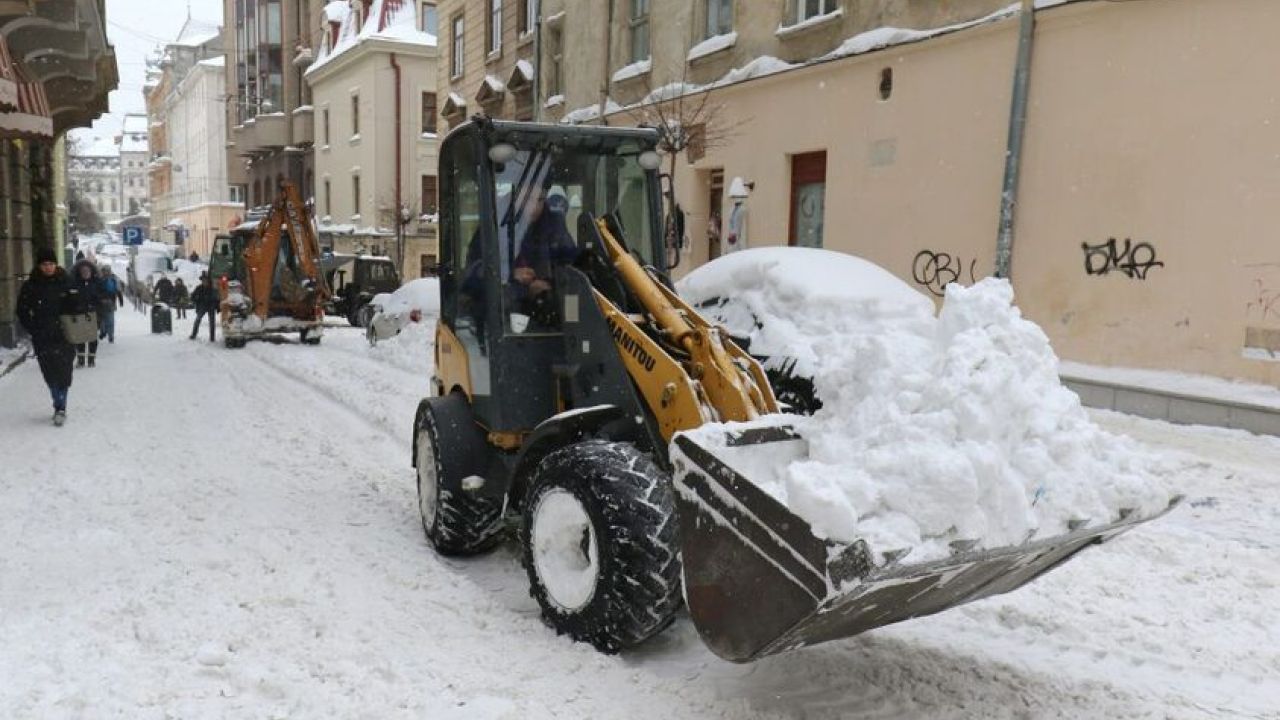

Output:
xmin=520 ymin=440 xmax=683 ymax=654
xmin=415 ymin=394 xmax=505 ymax=556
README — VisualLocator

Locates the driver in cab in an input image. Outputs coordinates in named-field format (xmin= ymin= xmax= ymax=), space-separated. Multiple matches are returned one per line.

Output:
xmin=509 ymin=185 xmax=577 ymax=328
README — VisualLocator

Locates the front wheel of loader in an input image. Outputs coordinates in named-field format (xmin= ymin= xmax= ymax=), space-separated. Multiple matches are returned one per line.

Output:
xmin=520 ymin=440 xmax=683 ymax=654
xmin=415 ymin=395 xmax=505 ymax=556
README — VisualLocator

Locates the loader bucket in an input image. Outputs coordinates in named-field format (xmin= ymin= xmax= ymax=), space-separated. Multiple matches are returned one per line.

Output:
xmin=669 ymin=428 xmax=1181 ymax=663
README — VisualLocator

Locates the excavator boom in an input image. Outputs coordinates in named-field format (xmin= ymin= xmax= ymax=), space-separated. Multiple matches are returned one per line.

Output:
xmin=221 ymin=182 xmax=329 ymax=347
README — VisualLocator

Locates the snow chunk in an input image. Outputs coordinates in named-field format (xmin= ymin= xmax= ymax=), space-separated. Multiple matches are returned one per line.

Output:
xmin=776 ymin=8 xmax=844 ymax=38
xmin=611 ymin=58 xmax=651 ymax=84
xmin=324 ymin=0 xmax=350 ymax=24
xmin=195 ymin=642 xmax=229 ymax=667
xmin=687 ymin=32 xmax=737 ymax=62
xmin=714 ymin=56 xmax=797 ymax=86
xmin=678 ymin=249 xmax=1171 ymax=562
xmin=371 ymin=277 xmax=440 ymax=318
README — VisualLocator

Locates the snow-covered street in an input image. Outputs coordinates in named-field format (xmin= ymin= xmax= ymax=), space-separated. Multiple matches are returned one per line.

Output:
xmin=2 ymin=309 xmax=1277 ymax=719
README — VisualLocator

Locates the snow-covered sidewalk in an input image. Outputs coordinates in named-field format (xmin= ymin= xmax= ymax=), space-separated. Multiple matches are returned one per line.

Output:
xmin=1 ymin=310 xmax=1276 ymax=719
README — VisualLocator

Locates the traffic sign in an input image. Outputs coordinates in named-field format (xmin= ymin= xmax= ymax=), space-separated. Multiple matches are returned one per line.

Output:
xmin=124 ymin=227 xmax=144 ymax=245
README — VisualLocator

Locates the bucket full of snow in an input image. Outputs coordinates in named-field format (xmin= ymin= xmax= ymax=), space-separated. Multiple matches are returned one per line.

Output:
xmin=670 ymin=426 xmax=1180 ymax=663
xmin=668 ymin=250 xmax=1181 ymax=662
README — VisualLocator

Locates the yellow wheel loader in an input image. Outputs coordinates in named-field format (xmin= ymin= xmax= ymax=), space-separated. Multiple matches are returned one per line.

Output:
xmin=413 ymin=119 xmax=1178 ymax=662
xmin=219 ymin=182 xmax=330 ymax=349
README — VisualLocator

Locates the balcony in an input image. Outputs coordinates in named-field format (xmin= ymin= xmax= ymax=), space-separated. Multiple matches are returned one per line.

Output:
xmin=232 ymin=112 xmax=288 ymax=154
xmin=291 ymin=105 xmax=313 ymax=146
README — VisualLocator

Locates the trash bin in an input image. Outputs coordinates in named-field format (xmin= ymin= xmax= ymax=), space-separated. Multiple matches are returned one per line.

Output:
xmin=151 ymin=303 xmax=173 ymax=335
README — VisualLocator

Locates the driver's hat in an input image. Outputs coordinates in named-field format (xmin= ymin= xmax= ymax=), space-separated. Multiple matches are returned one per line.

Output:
xmin=547 ymin=185 xmax=569 ymax=214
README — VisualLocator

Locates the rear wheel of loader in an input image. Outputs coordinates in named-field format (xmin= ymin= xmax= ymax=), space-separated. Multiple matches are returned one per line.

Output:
xmin=520 ymin=440 xmax=683 ymax=654
xmin=415 ymin=395 xmax=505 ymax=556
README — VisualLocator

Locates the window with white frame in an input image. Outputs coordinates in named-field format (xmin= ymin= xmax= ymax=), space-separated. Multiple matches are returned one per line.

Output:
xmin=451 ymin=14 xmax=464 ymax=77
xmin=629 ymin=0 xmax=649 ymax=64
xmin=518 ymin=0 xmax=537 ymax=35
xmin=706 ymin=0 xmax=732 ymax=37
xmin=798 ymin=0 xmax=837 ymax=23
xmin=351 ymin=93 xmax=360 ymax=136
xmin=487 ymin=0 xmax=502 ymax=55
xmin=548 ymin=25 xmax=562 ymax=95
xmin=421 ymin=1 xmax=437 ymax=35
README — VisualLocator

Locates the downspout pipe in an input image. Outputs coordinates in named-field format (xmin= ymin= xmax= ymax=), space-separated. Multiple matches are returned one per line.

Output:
xmin=600 ymin=0 xmax=614 ymax=126
xmin=533 ymin=0 xmax=542 ymax=122
xmin=994 ymin=0 xmax=1036 ymax=279
xmin=391 ymin=52 xmax=404 ymax=274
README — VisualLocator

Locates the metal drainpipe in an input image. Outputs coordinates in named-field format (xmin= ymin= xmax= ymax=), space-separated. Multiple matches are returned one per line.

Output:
xmin=533 ymin=1 xmax=543 ymax=122
xmin=994 ymin=0 xmax=1036 ymax=280
xmin=600 ymin=0 xmax=613 ymax=126
xmin=391 ymin=52 xmax=404 ymax=274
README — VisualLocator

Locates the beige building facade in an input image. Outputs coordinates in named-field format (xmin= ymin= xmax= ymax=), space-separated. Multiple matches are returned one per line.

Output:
xmin=306 ymin=0 xmax=440 ymax=280
xmin=436 ymin=0 xmax=537 ymax=126
xmin=542 ymin=0 xmax=1280 ymax=385
xmin=146 ymin=18 xmax=236 ymax=256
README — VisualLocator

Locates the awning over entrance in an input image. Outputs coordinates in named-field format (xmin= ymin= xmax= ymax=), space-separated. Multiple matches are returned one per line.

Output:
xmin=0 ymin=64 xmax=52 ymax=139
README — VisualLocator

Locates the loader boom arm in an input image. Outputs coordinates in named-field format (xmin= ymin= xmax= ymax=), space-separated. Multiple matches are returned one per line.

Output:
xmin=595 ymin=219 xmax=778 ymax=426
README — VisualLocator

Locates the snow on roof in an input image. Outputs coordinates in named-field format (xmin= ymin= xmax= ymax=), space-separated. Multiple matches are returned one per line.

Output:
xmin=307 ymin=0 xmax=436 ymax=77
xmin=120 ymin=134 xmax=149 ymax=154
xmin=173 ymin=16 xmax=221 ymax=47
xmin=122 ymin=114 xmax=148 ymax=134
xmin=74 ymin=134 xmax=120 ymax=157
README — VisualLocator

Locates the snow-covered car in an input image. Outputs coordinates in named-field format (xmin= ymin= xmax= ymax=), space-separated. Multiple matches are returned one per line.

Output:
xmin=677 ymin=247 xmax=933 ymax=414
xmin=365 ymin=277 xmax=440 ymax=344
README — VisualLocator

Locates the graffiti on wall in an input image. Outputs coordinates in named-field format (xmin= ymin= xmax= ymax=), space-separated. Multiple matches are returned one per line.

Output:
xmin=1246 ymin=278 xmax=1280 ymax=322
xmin=912 ymin=250 xmax=978 ymax=298
xmin=1081 ymin=238 xmax=1164 ymax=280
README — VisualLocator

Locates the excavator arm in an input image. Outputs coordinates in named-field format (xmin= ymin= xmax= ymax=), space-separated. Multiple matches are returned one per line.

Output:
xmin=242 ymin=182 xmax=330 ymax=321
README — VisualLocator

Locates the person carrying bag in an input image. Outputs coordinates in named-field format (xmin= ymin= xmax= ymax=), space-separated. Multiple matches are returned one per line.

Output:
xmin=68 ymin=259 xmax=103 ymax=367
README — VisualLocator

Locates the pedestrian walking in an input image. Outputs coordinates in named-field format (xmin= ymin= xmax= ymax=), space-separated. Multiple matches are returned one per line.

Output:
xmin=97 ymin=265 xmax=123 ymax=343
xmin=172 ymin=278 xmax=190 ymax=319
xmin=16 ymin=248 xmax=76 ymax=426
xmin=69 ymin=259 xmax=104 ymax=368
xmin=190 ymin=273 xmax=219 ymax=342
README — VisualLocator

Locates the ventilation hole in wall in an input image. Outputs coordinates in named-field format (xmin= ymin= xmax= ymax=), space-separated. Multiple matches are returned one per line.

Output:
xmin=879 ymin=67 xmax=893 ymax=101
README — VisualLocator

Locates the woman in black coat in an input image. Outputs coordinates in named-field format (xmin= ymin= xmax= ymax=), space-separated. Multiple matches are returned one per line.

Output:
xmin=69 ymin=259 xmax=104 ymax=367
xmin=16 ymin=248 xmax=76 ymax=425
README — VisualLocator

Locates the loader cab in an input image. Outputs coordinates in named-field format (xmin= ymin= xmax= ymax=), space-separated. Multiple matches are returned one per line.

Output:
xmin=436 ymin=119 xmax=665 ymax=434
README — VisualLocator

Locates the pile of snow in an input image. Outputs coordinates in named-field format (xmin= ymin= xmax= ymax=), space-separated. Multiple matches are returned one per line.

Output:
xmin=368 ymin=278 xmax=440 ymax=343
xmin=677 ymin=248 xmax=1171 ymax=563
xmin=370 ymin=277 xmax=439 ymax=318
xmin=308 ymin=0 xmax=436 ymax=77
xmin=171 ymin=259 xmax=208 ymax=289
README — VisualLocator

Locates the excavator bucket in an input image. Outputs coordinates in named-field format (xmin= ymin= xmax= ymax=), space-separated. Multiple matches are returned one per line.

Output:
xmin=669 ymin=427 xmax=1181 ymax=663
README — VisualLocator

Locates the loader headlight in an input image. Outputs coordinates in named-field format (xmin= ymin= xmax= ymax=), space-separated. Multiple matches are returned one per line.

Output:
xmin=488 ymin=142 xmax=518 ymax=165
xmin=638 ymin=150 xmax=662 ymax=171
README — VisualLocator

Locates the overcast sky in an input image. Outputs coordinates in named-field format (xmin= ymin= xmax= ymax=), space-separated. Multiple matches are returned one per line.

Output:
xmin=73 ymin=0 xmax=225 ymax=140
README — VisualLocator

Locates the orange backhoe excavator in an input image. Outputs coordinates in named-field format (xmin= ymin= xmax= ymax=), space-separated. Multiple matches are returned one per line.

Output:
xmin=219 ymin=182 xmax=330 ymax=348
